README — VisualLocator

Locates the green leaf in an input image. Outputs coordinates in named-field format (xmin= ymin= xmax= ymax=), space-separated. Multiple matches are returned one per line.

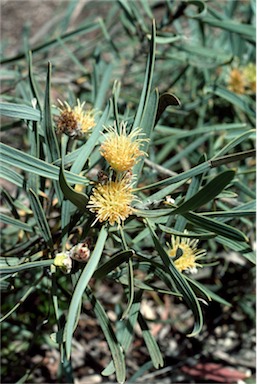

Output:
xmin=142 ymin=180 xmax=185 ymax=204
xmin=138 ymin=313 xmax=164 ymax=369
xmin=174 ymin=155 xmax=206 ymax=232
xmin=202 ymin=210 xmax=255 ymax=218
xmin=163 ymin=135 xmax=209 ymax=168
xmin=135 ymin=161 xmax=211 ymax=192
xmin=0 ymin=277 xmax=42 ymax=322
xmin=94 ymin=250 xmax=133 ymax=279
xmin=121 ymin=258 xmax=134 ymax=320
xmin=147 ymin=221 xmax=203 ymax=337
xmin=94 ymin=63 xmax=113 ymax=110
xmin=177 ymin=43 xmax=232 ymax=63
xmin=28 ymin=51 xmax=42 ymax=113
xmin=154 ymin=34 xmax=183 ymax=44
xmin=210 ymin=149 xmax=256 ymax=168
xmin=0 ymin=102 xmax=41 ymax=121
xmin=159 ymin=225 xmax=216 ymax=239
xmin=0 ymin=259 xmax=53 ymax=274
xmin=0 ymin=143 xmax=88 ymax=185
xmin=102 ymin=291 xmax=142 ymax=377
xmin=211 ymin=130 xmax=255 ymax=159
xmin=85 ymin=287 xmax=126 ymax=384
xmin=42 ymin=62 xmax=60 ymax=162
xmin=184 ymin=0 xmax=207 ymax=18
xmin=173 ymin=170 xmax=235 ymax=214
xmin=133 ymin=19 xmax=156 ymax=129
xmin=202 ymin=16 xmax=256 ymax=41
xmin=0 ymin=213 xmax=33 ymax=233
xmin=0 ymin=164 xmax=24 ymax=187
xmin=65 ymin=226 xmax=108 ymax=360
xmin=133 ymin=89 xmax=159 ymax=181
xmin=216 ymin=236 xmax=255 ymax=264
xmin=59 ymin=162 xmax=88 ymax=212
xmin=135 ymin=208 xmax=174 ymax=218
xmin=28 ymin=188 xmax=54 ymax=249
xmin=184 ymin=211 xmax=248 ymax=242
xmin=185 ymin=277 xmax=231 ymax=307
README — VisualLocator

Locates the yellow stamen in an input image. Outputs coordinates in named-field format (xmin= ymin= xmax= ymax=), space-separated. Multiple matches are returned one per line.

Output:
xmin=100 ymin=122 xmax=148 ymax=172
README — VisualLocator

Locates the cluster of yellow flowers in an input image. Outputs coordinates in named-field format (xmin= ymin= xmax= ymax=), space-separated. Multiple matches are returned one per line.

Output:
xmin=55 ymin=99 xmax=207 ymax=273
xmin=87 ymin=121 xmax=147 ymax=226
xmin=228 ymin=63 xmax=256 ymax=95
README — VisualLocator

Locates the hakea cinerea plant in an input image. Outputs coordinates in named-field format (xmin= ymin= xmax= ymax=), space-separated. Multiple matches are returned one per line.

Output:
xmin=56 ymin=99 xmax=96 ymax=137
xmin=167 ymin=232 xmax=207 ymax=273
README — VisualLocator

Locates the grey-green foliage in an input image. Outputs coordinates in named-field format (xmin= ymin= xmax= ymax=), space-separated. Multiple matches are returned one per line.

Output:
xmin=0 ymin=1 xmax=255 ymax=383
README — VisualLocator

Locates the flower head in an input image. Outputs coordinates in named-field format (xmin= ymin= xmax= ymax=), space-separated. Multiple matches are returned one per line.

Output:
xmin=242 ymin=63 xmax=256 ymax=93
xmin=53 ymin=251 xmax=72 ymax=274
xmin=56 ymin=99 xmax=96 ymax=137
xmin=167 ymin=233 xmax=207 ymax=273
xmin=228 ymin=68 xmax=245 ymax=94
xmin=100 ymin=122 xmax=147 ymax=172
xmin=87 ymin=177 xmax=136 ymax=226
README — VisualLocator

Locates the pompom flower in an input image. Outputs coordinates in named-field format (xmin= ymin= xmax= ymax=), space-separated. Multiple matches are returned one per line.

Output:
xmin=100 ymin=122 xmax=147 ymax=172
xmin=242 ymin=62 xmax=256 ymax=93
xmin=228 ymin=68 xmax=245 ymax=94
xmin=87 ymin=177 xmax=136 ymax=226
xmin=167 ymin=233 xmax=207 ymax=273
xmin=56 ymin=99 xmax=96 ymax=137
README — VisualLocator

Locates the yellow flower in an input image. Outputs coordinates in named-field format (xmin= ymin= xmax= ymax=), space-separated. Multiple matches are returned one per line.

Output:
xmin=243 ymin=63 xmax=256 ymax=93
xmin=56 ymin=99 xmax=96 ymax=137
xmin=100 ymin=122 xmax=147 ymax=172
xmin=228 ymin=68 xmax=245 ymax=94
xmin=87 ymin=177 xmax=136 ymax=226
xmin=167 ymin=233 xmax=207 ymax=273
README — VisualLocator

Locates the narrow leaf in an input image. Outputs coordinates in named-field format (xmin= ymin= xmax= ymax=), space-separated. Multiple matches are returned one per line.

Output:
xmin=133 ymin=89 xmax=159 ymax=181
xmin=0 ymin=102 xmax=41 ymax=121
xmin=85 ymin=287 xmax=126 ymax=384
xmin=42 ymin=62 xmax=60 ymax=162
xmin=102 ymin=291 xmax=142 ymax=376
xmin=0 ymin=143 xmax=87 ymax=185
xmin=133 ymin=19 xmax=156 ymax=129
xmin=0 ymin=213 xmax=33 ymax=233
xmin=94 ymin=250 xmax=133 ymax=279
xmin=28 ymin=188 xmax=54 ymax=248
xmin=0 ymin=259 xmax=53 ymax=274
xmin=184 ymin=211 xmax=248 ymax=242
xmin=138 ymin=312 xmax=164 ymax=368
xmin=59 ymin=163 xmax=88 ymax=212
xmin=65 ymin=226 xmax=108 ymax=360
xmin=173 ymin=170 xmax=235 ymax=214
